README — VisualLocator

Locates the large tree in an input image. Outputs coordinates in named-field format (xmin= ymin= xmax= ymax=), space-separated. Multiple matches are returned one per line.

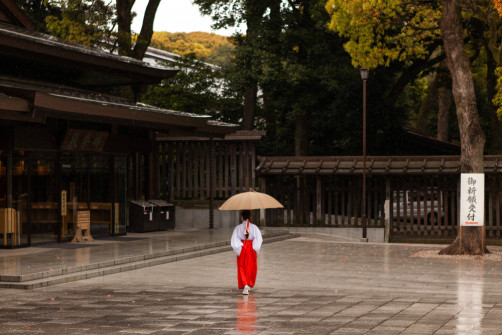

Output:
xmin=195 ymin=0 xmax=380 ymax=156
xmin=195 ymin=0 xmax=269 ymax=131
xmin=326 ymin=0 xmax=498 ymax=255
xmin=20 ymin=0 xmax=161 ymax=60
xmin=115 ymin=0 xmax=160 ymax=59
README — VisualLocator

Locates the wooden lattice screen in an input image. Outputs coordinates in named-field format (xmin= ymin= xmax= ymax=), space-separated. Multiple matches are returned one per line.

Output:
xmin=158 ymin=140 xmax=257 ymax=201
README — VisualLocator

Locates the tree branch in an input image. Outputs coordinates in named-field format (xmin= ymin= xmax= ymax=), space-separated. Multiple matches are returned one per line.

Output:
xmin=387 ymin=42 xmax=445 ymax=101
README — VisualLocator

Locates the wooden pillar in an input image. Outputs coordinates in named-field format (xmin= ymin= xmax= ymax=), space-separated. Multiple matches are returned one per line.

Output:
xmin=239 ymin=143 xmax=244 ymax=193
xmin=110 ymin=126 xmax=118 ymax=235
xmin=168 ymin=143 xmax=174 ymax=202
xmin=231 ymin=143 xmax=237 ymax=196
xmin=251 ymin=143 xmax=256 ymax=189
xmin=27 ymin=155 xmax=32 ymax=246
xmin=146 ymin=130 xmax=156 ymax=200
xmin=209 ymin=138 xmax=215 ymax=229
xmin=259 ymin=177 xmax=266 ymax=227
xmin=86 ymin=154 xmax=90 ymax=208
xmin=6 ymin=144 xmax=12 ymax=247
xmin=384 ymin=177 xmax=391 ymax=242
xmin=56 ymin=153 xmax=62 ymax=243
xmin=316 ymin=175 xmax=322 ymax=223
xmin=6 ymin=146 xmax=11 ymax=210
xmin=109 ymin=154 xmax=117 ymax=235
xmin=155 ymin=143 xmax=160 ymax=199
xmin=134 ymin=152 xmax=140 ymax=199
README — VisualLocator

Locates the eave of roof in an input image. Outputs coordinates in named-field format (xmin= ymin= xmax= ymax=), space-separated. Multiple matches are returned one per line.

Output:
xmin=256 ymin=156 xmax=502 ymax=175
xmin=156 ymin=129 xmax=264 ymax=141
xmin=0 ymin=23 xmax=177 ymax=84
xmin=0 ymin=76 xmax=238 ymax=136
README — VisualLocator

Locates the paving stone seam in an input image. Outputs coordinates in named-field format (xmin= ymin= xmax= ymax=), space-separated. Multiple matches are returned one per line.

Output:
xmin=361 ymin=298 xmax=416 ymax=335
xmin=0 ymin=233 xmax=296 ymax=290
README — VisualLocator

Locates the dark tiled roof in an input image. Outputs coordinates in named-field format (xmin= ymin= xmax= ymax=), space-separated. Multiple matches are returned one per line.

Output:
xmin=0 ymin=75 xmax=238 ymax=131
xmin=256 ymin=156 xmax=502 ymax=175
xmin=0 ymin=22 xmax=165 ymax=70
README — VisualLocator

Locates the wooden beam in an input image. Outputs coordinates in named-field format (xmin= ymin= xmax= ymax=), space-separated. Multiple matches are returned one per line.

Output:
xmin=0 ymin=94 xmax=31 ymax=112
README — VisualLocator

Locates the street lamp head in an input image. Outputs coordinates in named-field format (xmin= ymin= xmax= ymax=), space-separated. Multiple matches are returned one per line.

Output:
xmin=360 ymin=67 xmax=369 ymax=81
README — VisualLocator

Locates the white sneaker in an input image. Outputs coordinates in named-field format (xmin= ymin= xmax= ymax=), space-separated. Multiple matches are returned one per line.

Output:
xmin=242 ymin=285 xmax=250 ymax=295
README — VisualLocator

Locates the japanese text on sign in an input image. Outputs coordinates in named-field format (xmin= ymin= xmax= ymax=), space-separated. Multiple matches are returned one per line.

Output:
xmin=61 ymin=190 xmax=67 ymax=216
xmin=460 ymin=173 xmax=484 ymax=226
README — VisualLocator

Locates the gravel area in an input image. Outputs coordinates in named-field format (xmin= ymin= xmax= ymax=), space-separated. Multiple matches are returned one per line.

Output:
xmin=411 ymin=249 xmax=502 ymax=261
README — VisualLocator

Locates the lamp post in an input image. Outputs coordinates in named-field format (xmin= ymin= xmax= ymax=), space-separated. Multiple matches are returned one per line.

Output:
xmin=360 ymin=67 xmax=369 ymax=240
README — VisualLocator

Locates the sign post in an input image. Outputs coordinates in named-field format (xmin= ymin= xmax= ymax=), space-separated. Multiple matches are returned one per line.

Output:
xmin=460 ymin=173 xmax=485 ymax=254
xmin=61 ymin=190 xmax=67 ymax=237
xmin=61 ymin=190 xmax=67 ymax=217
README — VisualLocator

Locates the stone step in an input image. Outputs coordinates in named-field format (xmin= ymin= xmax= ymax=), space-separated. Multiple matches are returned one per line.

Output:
xmin=0 ymin=232 xmax=295 ymax=290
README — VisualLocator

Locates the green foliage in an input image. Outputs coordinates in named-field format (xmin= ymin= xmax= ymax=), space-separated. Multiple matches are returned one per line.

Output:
xmin=191 ymin=0 xmax=415 ymax=156
xmin=494 ymin=67 xmax=502 ymax=119
xmin=396 ymin=76 xmax=428 ymax=126
xmin=44 ymin=0 xmax=115 ymax=47
xmin=142 ymin=54 xmax=242 ymax=123
xmin=14 ymin=0 xmax=61 ymax=32
xmin=206 ymin=43 xmax=235 ymax=67
xmin=325 ymin=0 xmax=442 ymax=69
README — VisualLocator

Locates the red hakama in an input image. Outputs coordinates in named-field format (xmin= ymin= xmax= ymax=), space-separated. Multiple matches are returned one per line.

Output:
xmin=237 ymin=239 xmax=257 ymax=289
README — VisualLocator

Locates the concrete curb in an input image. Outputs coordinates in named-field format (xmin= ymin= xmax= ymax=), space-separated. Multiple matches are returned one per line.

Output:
xmin=0 ymin=232 xmax=295 ymax=290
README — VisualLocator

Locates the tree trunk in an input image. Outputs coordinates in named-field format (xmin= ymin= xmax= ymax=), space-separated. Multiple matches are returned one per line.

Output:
xmin=116 ymin=0 xmax=133 ymax=56
xmin=436 ymin=86 xmax=451 ymax=142
xmin=240 ymin=1 xmax=264 ymax=131
xmin=439 ymin=0 xmax=487 ymax=255
xmin=241 ymin=86 xmax=257 ymax=130
xmin=132 ymin=0 xmax=161 ymax=60
xmin=295 ymin=113 xmax=309 ymax=156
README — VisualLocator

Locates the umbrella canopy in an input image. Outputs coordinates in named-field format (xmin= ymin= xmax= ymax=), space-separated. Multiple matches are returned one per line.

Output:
xmin=219 ymin=190 xmax=284 ymax=210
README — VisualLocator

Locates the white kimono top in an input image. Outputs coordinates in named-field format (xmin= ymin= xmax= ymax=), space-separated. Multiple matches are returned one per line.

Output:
xmin=231 ymin=220 xmax=263 ymax=256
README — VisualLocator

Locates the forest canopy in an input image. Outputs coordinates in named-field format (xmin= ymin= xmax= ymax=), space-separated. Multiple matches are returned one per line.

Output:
xmin=150 ymin=31 xmax=233 ymax=65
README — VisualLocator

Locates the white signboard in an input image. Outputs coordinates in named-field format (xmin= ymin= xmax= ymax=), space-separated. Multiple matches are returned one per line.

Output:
xmin=460 ymin=173 xmax=484 ymax=226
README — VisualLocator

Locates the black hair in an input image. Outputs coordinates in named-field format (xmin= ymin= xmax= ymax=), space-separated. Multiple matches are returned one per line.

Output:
xmin=241 ymin=210 xmax=251 ymax=220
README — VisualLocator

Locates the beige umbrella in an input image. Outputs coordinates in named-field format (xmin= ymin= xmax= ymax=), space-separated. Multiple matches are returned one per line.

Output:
xmin=219 ymin=189 xmax=284 ymax=210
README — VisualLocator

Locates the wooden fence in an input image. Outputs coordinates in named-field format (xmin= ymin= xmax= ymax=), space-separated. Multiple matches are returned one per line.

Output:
xmin=257 ymin=156 xmax=502 ymax=240
xmin=158 ymin=140 xmax=258 ymax=201
xmin=262 ymin=175 xmax=386 ymax=229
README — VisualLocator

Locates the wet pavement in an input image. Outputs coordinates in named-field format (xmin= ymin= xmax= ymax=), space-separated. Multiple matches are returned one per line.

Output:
xmin=1 ymin=231 xmax=502 ymax=334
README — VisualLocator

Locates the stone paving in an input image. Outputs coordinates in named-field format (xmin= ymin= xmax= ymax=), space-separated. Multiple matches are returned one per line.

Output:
xmin=1 ymin=233 xmax=502 ymax=334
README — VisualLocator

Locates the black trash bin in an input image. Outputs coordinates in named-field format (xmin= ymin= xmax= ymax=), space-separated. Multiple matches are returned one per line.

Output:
xmin=128 ymin=200 xmax=157 ymax=233
xmin=149 ymin=200 xmax=175 ymax=230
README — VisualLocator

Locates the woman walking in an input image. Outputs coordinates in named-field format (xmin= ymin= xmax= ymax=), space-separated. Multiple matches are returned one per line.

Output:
xmin=231 ymin=210 xmax=263 ymax=295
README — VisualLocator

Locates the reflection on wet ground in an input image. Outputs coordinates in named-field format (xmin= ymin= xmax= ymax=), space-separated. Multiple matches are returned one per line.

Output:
xmin=2 ymin=233 xmax=502 ymax=334
xmin=236 ymin=295 xmax=256 ymax=332
xmin=456 ymin=263 xmax=484 ymax=335
xmin=0 ymin=229 xmax=237 ymax=276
